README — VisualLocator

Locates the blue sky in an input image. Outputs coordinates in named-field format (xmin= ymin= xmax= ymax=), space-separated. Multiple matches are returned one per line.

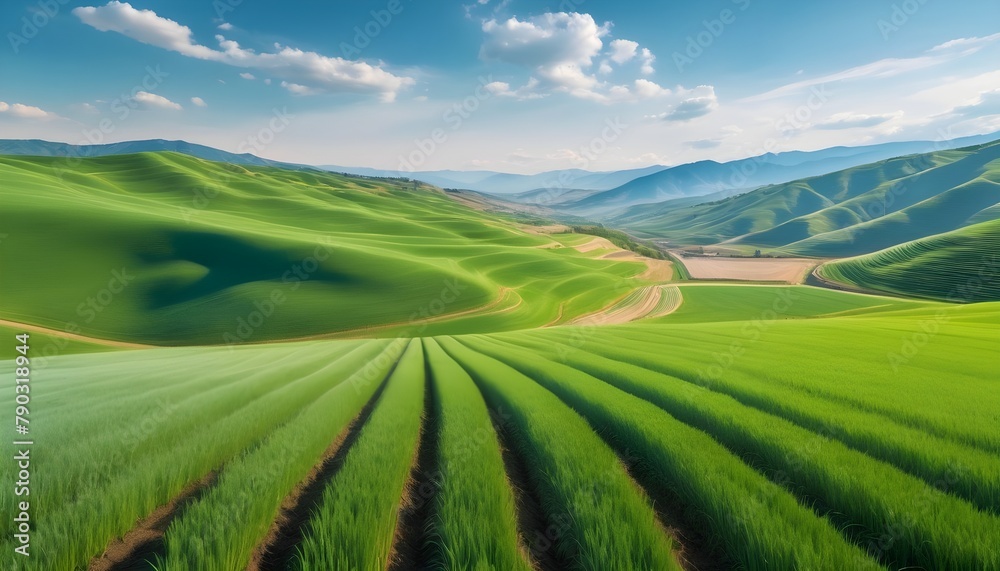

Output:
xmin=2 ymin=0 xmax=999 ymax=173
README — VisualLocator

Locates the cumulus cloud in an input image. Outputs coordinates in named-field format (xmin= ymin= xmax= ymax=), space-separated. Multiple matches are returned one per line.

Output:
xmin=217 ymin=22 xmax=233 ymax=31
xmin=239 ymin=72 xmax=256 ymax=80
xmin=814 ymin=111 xmax=903 ymax=130
xmin=607 ymin=39 xmax=638 ymax=63
xmin=661 ymin=86 xmax=718 ymax=121
xmin=479 ymin=12 xmax=671 ymax=103
xmin=74 ymin=1 xmax=414 ymax=101
xmin=0 ymin=102 xmax=59 ymax=119
xmin=133 ymin=91 xmax=182 ymax=110
xmin=190 ymin=96 xmax=207 ymax=107
xmin=639 ymin=48 xmax=655 ymax=75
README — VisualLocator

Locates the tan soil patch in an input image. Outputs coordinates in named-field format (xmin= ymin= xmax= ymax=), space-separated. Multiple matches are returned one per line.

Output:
xmin=568 ymin=286 xmax=681 ymax=326
xmin=0 ymin=318 xmax=154 ymax=349
xmin=573 ymin=237 xmax=617 ymax=253
xmin=675 ymin=256 xmax=819 ymax=283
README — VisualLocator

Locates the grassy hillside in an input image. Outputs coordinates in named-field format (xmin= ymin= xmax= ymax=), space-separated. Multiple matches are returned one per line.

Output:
xmin=622 ymin=140 xmax=1000 ymax=256
xmin=0 ymin=152 xmax=651 ymax=345
xmin=818 ymin=218 xmax=1000 ymax=302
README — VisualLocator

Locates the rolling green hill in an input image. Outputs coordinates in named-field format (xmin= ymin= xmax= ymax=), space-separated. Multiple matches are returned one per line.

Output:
xmin=0 ymin=152 xmax=652 ymax=346
xmin=620 ymin=140 xmax=1000 ymax=256
xmin=817 ymin=218 xmax=1000 ymax=302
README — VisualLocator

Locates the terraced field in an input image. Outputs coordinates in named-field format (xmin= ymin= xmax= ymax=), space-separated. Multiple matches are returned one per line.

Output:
xmin=818 ymin=218 xmax=1000 ymax=302
xmin=2 ymin=293 xmax=998 ymax=570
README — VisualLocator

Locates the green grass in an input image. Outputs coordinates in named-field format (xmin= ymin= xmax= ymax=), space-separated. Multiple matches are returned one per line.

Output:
xmin=422 ymin=338 xmax=531 ymax=570
xmin=3 ymin=147 xmax=1000 ymax=571
xmin=2 ymin=296 xmax=998 ymax=569
xmin=819 ymin=218 xmax=1000 ymax=302
xmin=159 ymin=340 xmax=405 ymax=570
xmin=0 ymin=324 xmax=122 ymax=360
xmin=295 ymin=339 xmax=425 ymax=570
xmin=0 ymin=152 xmax=647 ymax=345
xmin=457 ymin=334 xmax=882 ymax=570
xmin=500 ymin=330 xmax=1000 ymax=569
xmin=437 ymin=336 xmax=681 ymax=570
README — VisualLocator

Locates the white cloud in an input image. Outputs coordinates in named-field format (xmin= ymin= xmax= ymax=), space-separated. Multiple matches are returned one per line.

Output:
xmin=0 ymin=102 xmax=59 ymax=119
xmin=814 ymin=111 xmax=904 ymax=130
xmin=264 ymin=78 xmax=272 ymax=85
xmin=929 ymin=33 xmax=1000 ymax=53
xmin=946 ymin=89 xmax=1000 ymax=119
xmin=133 ymin=91 xmax=183 ymax=110
xmin=74 ymin=1 xmax=414 ymax=102
xmin=481 ymin=12 xmax=607 ymax=68
xmin=190 ymin=96 xmax=207 ymax=107
xmin=239 ymin=72 xmax=256 ymax=80
xmin=607 ymin=39 xmax=638 ymax=63
xmin=479 ymin=12 xmax=670 ymax=103
xmin=217 ymin=22 xmax=233 ymax=31
xmin=661 ymin=86 xmax=718 ymax=121
xmin=639 ymin=48 xmax=655 ymax=75
xmin=281 ymin=81 xmax=318 ymax=96
xmin=745 ymin=34 xmax=1000 ymax=102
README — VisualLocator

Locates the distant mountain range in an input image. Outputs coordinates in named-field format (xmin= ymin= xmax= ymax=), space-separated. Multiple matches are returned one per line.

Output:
xmin=320 ymin=164 xmax=668 ymax=195
xmin=3 ymin=133 xmax=998 ymax=220
xmin=618 ymin=138 xmax=1000 ymax=258
xmin=557 ymin=132 xmax=1000 ymax=216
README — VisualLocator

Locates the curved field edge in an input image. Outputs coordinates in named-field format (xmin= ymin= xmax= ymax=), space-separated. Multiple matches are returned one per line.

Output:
xmin=817 ymin=218 xmax=1000 ymax=303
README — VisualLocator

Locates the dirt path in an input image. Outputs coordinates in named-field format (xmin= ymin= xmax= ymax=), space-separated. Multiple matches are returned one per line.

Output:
xmin=0 ymin=318 xmax=154 ymax=349
xmin=88 ymin=472 xmax=218 ymax=571
xmin=248 ymin=352 xmax=402 ymax=570
xmin=600 ymin=250 xmax=675 ymax=282
xmin=568 ymin=286 xmax=682 ymax=326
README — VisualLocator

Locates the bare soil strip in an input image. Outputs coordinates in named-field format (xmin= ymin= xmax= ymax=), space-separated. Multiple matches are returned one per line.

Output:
xmin=248 ymin=355 xmax=404 ymax=571
xmin=387 ymin=343 xmax=440 ymax=570
xmin=673 ymin=255 xmax=819 ymax=283
xmin=573 ymin=237 xmax=618 ymax=253
xmin=88 ymin=472 xmax=218 ymax=571
xmin=0 ymin=318 xmax=154 ymax=349
xmin=568 ymin=286 xmax=681 ymax=326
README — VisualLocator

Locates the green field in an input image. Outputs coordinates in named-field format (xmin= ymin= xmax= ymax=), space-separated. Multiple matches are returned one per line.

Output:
xmin=2 ymin=291 xmax=998 ymax=570
xmin=818 ymin=218 xmax=1000 ymax=302
xmin=1 ymin=151 xmax=998 ymax=570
